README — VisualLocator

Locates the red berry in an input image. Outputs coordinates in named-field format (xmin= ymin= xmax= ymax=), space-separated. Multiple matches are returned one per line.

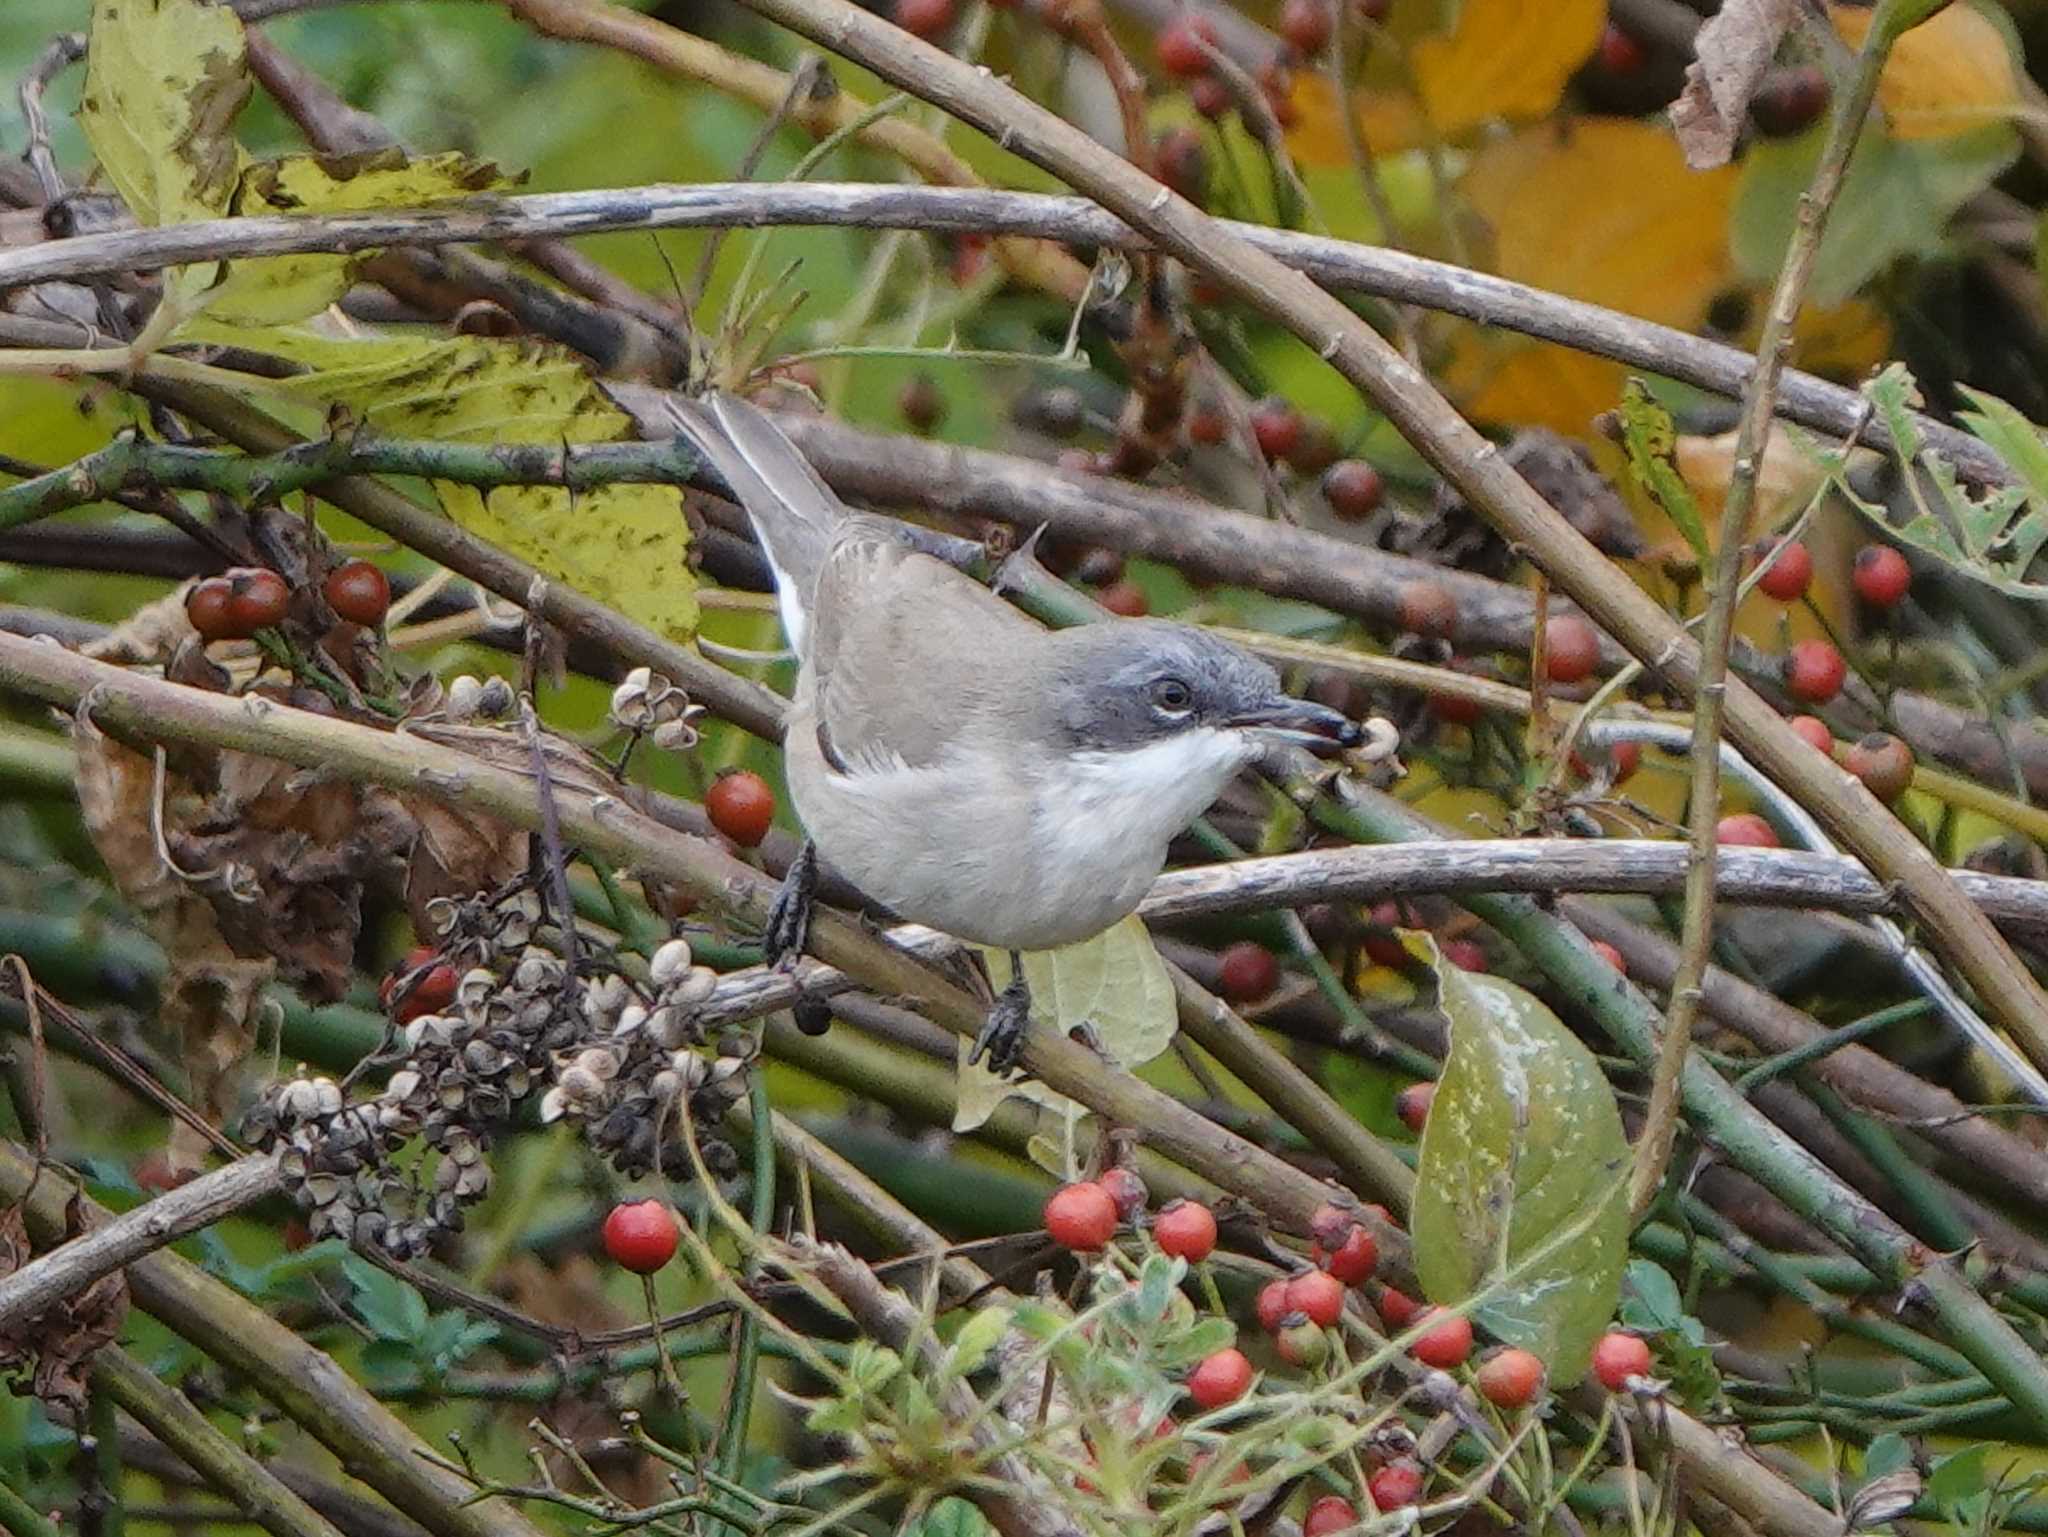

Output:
xmin=1154 ymin=1199 xmax=1219 ymax=1262
xmin=1282 ymin=416 xmax=1338 ymax=475
xmin=1099 ymin=1166 xmax=1149 ymax=1221
xmin=1316 ymin=1225 xmax=1378 ymax=1284
xmin=1044 ymin=1181 xmax=1119 ymax=1251
xmin=323 ymin=559 xmax=390 ymax=627
xmin=899 ymin=373 xmax=946 ymax=432
xmin=1157 ymin=15 xmax=1220 ymax=77
xmin=1753 ymin=538 xmax=1812 ymax=602
xmin=1595 ymin=23 xmax=1645 ymax=75
xmin=1276 ymin=1317 xmax=1330 ymax=1368
xmin=1376 ymin=1285 xmax=1421 ymax=1328
xmin=1592 ymin=1330 xmax=1652 ymax=1391
xmin=1368 ymin=1459 xmax=1425 ymax=1511
xmin=1363 ymin=901 xmax=1407 ymax=967
xmin=1249 ymin=396 xmax=1302 ymax=463
xmin=185 ymin=577 xmax=237 ymax=641
xmin=603 ymin=1199 xmax=679 ymax=1274
xmin=1589 ymin=941 xmax=1627 ymax=976
xmin=1308 ymin=1201 xmax=1357 ymax=1249
xmin=1409 ymin=1306 xmax=1474 ymax=1368
xmin=225 ymin=568 xmax=290 ymax=634
xmin=1784 ymin=638 xmax=1847 ymax=704
xmin=1190 ymin=73 xmax=1233 ymax=119
xmin=1187 ymin=405 xmax=1227 ymax=445
xmin=705 ymin=770 xmax=775 ymax=847
xmin=1428 ymin=689 xmax=1482 ymax=726
xmin=1752 ymin=65 xmax=1829 ymax=137
xmin=1097 ymin=579 xmax=1150 ymax=617
xmin=893 ymin=0 xmax=954 ymax=37
xmin=1279 ymin=0 xmax=1333 ymax=53
xmin=1788 ymin=714 xmax=1834 ymax=754
xmin=1285 ymin=1267 xmax=1346 ymax=1327
xmin=1155 ymin=126 xmax=1209 ymax=204
xmin=1844 ymin=732 xmax=1914 ymax=804
xmin=1545 ymin=615 xmax=1601 ymax=685
xmin=1475 ymin=1347 xmax=1545 ymax=1409
xmin=1716 ymin=812 xmax=1779 ymax=848
xmin=1259 ymin=60 xmax=1301 ymax=128
xmin=1186 ymin=1346 xmax=1254 ymax=1408
xmin=1396 ymin=579 xmax=1456 ymax=639
xmin=1304 ymin=1495 xmax=1359 ymax=1537
xmin=1609 ymin=740 xmax=1641 ymax=782
xmin=1255 ymin=1278 xmax=1293 ymax=1332
xmin=396 ymin=963 xmax=458 ymax=1024
xmin=135 ymin=1151 xmax=189 ymax=1194
xmin=1442 ymin=938 xmax=1488 ymax=973
xmin=1395 ymin=1081 xmax=1435 ymax=1134
xmin=1853 ymin=545 xmax=1910 ymax=608
xmin=1216 ymin=940 xmax=1280 ymax=1004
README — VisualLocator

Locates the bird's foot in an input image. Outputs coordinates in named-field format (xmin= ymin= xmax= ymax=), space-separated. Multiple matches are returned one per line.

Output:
xmin=969 ymin=955 xmax=1033 ymax=1077
xmin=762 ymin=839 xmax=818 ymax=970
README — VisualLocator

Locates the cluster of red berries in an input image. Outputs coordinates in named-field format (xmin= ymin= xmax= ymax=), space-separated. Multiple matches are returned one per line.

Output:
xmin=1156 ymin=17 xmax=1301 ymax=126
xmin=184 ymin=558 xmax=390 ymax=643
xmin=381 ymin=945 xmax=459 ymax=1025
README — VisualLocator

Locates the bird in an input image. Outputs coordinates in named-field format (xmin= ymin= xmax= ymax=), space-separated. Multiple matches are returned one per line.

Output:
xmin=671 ymin=391 xmax=1361 ymax=1073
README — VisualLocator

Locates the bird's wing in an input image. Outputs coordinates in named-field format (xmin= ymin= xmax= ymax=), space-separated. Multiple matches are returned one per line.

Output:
xmin=664 ymin=391 xmax=843 ymax=654
xmin=807 ymin=527 xmax=1047 ymax=774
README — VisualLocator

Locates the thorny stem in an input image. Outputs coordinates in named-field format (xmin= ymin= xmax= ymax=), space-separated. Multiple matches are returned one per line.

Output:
xmin=1628 ymin=1 xmax=1904 ymax=1225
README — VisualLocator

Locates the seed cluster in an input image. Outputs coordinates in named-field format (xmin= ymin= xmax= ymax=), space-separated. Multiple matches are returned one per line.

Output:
xmin=247 ymin=885 xmax=744 ymax=1258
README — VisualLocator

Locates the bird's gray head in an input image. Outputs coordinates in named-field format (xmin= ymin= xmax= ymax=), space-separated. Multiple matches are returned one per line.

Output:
xmin=1048 ymin=619 xmax=1362 ymax=756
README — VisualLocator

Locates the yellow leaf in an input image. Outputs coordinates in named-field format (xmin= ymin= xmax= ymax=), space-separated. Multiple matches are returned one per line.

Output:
xmin=1442 ymin=122 xmax=1736 ymax=434
xmin=1464 ymin=121 xmax=1739 ymax=323
xmin=1412 ymin=0 xmax=1606 ymax=138
xmin=78 ymin=0 xmax=250 ymax=227
xmin=207 ymin=327 xmax=697 ymax=641
xmin=1840 ymin=2 xmax=2019 ymax=141
xmin=198 ymin=150 xmax=510 ymax=327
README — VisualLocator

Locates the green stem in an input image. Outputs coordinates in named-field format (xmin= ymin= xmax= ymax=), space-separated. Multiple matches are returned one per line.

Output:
xmin=709 ymin=1071 xmax=777 ymax=1535
xmin=0 ymin=1474 xmax=58 ymax=1537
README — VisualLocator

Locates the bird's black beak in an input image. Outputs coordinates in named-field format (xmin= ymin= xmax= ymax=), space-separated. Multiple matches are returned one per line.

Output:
xmin=1227 ymin=696 xmax=1364 ymax=754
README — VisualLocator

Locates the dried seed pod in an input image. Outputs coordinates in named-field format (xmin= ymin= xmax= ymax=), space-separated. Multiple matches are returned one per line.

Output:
xmin=650 ymin=938 xmax=695 ymax=987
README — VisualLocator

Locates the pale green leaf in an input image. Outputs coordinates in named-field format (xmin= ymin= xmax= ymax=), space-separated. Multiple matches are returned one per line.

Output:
xmin=1409 ymin=937 xmax=1629 ymax=1381
xmin=940 ymin=1307 xmax=1010 ymax=1382
xmin=197 ymin=326 xmax=696 ymax=639
xmin=1617 ymin=378 xmax=1709 ymax=562
xmin=955 ymin=916 xmax=1175 ymax=1132
xmin=1733 ymin=123 xmax=2018 ymax=304
xmin=196 ymin=149 xmax=509 ymax=327
xmin=79 ymin=0 xmax=250 ymax=227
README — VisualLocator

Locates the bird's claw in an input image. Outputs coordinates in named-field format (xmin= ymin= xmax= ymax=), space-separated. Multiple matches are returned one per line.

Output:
xmin=969 ymin=970 xmax=1033 ymax=1077
xmin=763 ymin=840 xmax=817 ymax=971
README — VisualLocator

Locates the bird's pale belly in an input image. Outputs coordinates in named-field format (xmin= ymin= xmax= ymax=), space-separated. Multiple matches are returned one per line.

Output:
xmin=785 ymin=720 xmax=1254 ymax=952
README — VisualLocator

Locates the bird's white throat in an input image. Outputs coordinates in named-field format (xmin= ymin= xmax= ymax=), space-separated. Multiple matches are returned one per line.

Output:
xmin=1043 ymin=729 xmax=1259 ymax=871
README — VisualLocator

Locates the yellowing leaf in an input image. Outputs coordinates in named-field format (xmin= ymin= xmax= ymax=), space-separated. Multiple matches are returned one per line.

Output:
xmin=955 ymin=917 xmax=1175 ymax=1132
xmin=1409 ymin=936 xmax=1628 ymax=1381
xmin=78 ymin=0 xmax=250 ymax=227
xmin=199 ymin=150 xmax=509 ymax=327
xmin=1840 ymin=2 xmax=2019 ymax=141
xmin=211 ymin=327 xmax=696 ymax=641
xmin=1465 ymin=122 xmax=1739 ymax=324
xmin=1412 ymin=0 xmax=1605 ymax=138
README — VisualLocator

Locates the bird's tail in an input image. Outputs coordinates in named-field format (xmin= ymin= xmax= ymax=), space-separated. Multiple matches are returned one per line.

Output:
xmin=664 ymin=391 xmax=845 ymax=654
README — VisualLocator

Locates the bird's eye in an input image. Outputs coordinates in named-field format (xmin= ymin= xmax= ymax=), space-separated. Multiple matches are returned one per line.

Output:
xmin=1152 ymin=677 xmax=1194 ymax=713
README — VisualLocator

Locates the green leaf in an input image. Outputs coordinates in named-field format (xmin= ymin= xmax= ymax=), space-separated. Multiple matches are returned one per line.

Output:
xmin=1865 ymin=1433 xmax=1913 ymax=1479
xmin=1408 ymin=937 xmax=1629 ymax=1381
xmin=956 ymin=916 xmax=1175 ymax=1132
xmin=908 ymin=1497 xmax=995 ymax=1537
xmin=1733 ymin=123 xmax=2018 ymax=305
xmin=1929 ymin=1445 xmax=1992 ymax=1509
xmin=197 ymin=325 xmax=696 ymax=639
xmin=1156 ymin=1316 xmax=1237 ymax=1369
xmin=342 ymin=1255 xmax=428 ymax=1343
xmin=1617 ymin=379 xmax=1709 ymax=562
xmin=196 ymin=149 xmax=510 ymax=327
xmin=1133 ymin=1254 xmax=1183 ymax=1326
xmin=1617 ymin=1259 xmax=1689 ymax=1336
xmin=78 ymin=0 xmax=250 ymax=228
xmin=940 ymin=1307 xmax=1010 ymax=1382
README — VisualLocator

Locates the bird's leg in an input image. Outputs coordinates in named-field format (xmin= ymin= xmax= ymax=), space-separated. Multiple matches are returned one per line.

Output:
xmin=969 ymin=950 xmax=1034 ymax=1076
xmin=762 ymin=839 xmax=818 ymax=970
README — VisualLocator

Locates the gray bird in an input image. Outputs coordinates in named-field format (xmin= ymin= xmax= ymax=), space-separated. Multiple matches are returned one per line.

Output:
xmin=673 ymin=392 xmax=1360 ymax=1072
